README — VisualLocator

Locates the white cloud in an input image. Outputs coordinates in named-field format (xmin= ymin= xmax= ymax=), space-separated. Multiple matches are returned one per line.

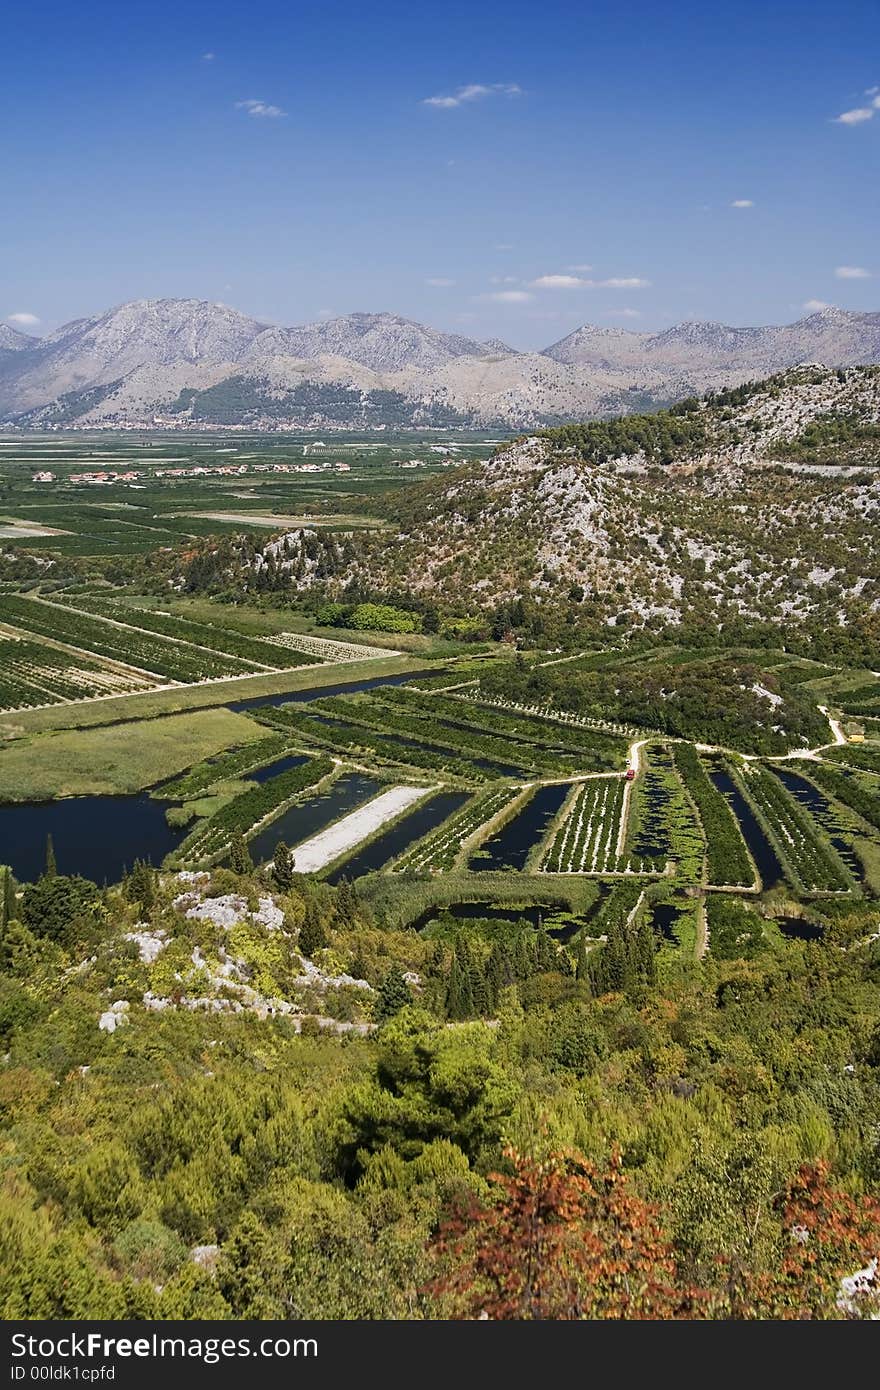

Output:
xmin=531 ymin=274 xmax=589 ymax=289
xmin=7 ymin=312 xmax=40 ymax=327
xmin=835 ymin=106 xmax=874 ymax=124
xmin=425 ymin=277 xmax=455 ymax=287
xmin=479 ymin=290 xmax=533 ymax=303
xmin=867 ymin=86 xmax=879 ymax=96
xmin=494 ymin=242 xmax=514 ymax=251
xmin=730 ymin=199 xmax=754 ymax=208
xmin=423 ymin=82 xmax=522 ymax=109
xmin=606 ymin=308 xmax=642 ymax=318
xmin=875 ymin=95 xmax=880 ymax=108
xmin=202 ymin=52 xmax=215 ymax=61
xmin=235 ymin=99 xmax=286 ymax=119
xmin=530 ymin=273 xmax=651 ymax=291
xmin=489 ymin=275 xmax=519 ymax=285
xmin=835 ymin=265 xmax=872 ymax=279
xmin=567 ymin=263 xmax=593 ymax=272
xmin=802 ymin=299 xmax=832 ymax=311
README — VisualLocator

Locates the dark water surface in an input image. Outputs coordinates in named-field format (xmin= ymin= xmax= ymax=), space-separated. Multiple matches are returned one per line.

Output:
xmin=469 ymin=783 xmax=571 ymax=872
xmin=0 ymin=794 xmax=186 ymax=884
xmin=246 ymin=772 xmax=382 ymax=865
xmin=324 ymin=791 xmax=469 ymax=884
xmin=709 ymin=770 xmax=783 ymax=888
xmin=229 ymin=671 xmax=427 ymax=712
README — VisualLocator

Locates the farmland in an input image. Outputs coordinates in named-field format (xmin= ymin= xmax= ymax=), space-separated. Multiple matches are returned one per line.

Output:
xmin=0 ymin=433 xmax=877 ymax=964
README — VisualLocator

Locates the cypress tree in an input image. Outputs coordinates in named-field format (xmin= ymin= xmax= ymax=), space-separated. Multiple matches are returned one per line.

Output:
xmin=535 ymin=930 xmax=558 ymax=972
xmin=1 ymin=866 xmax=16 ymax=930
xmin=444 ymin=955 xmax=468 ymax=1019
xmin=299 ymin=901 xmax=327 ymax=958
xmin=273 ymin=841 xmax=293 ymax=891
xmin=44 ymin=835 xmax=57 ymax=880
xmin=229 ymin=832 xmax=253 ymax=875
xmin=513 ymin=931 xmax=534 ymax=981
xmin=574 ymin=934 xmax=590 ymax=982
xmin=335 ymin=877 xmax=358 ymax=925
xmin=638 ymin=918 xmax=658 ymax=987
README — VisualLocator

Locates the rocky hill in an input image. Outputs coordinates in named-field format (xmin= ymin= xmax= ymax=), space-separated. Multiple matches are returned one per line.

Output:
xmin=267 ymin=364 xmax=879 ymax=634
xmin=3 ymin=298 xmax=880 ymax=430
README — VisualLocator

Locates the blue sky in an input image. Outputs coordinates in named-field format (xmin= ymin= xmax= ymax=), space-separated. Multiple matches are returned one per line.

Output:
xmin=2 ymin=0 xmax=878 ymax=347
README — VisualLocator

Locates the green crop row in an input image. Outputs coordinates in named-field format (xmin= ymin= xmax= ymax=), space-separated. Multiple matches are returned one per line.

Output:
xmin=672 ymin=743 xmax=754 ymax=886
xmin=155 ymin=733 xmax=295 ymax=799
xmin=168 ymin=756 xmax=334 ymax=864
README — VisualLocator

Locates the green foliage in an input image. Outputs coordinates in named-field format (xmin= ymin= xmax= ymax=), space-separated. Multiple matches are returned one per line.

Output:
xmin=331 ymin=1008 xmax=519 ymax=1183
xmin=707 ymin=894 xmax=769 ymax=959
xmin=20 ymin=874 xmax=101 ymax=944
xmin=543 ymin=404 xmax=709 ymax=467
xmin=672 ymin=743 xmax=754 ymax=885
xmin=376 ymin=967 xmax=414 ymax=1021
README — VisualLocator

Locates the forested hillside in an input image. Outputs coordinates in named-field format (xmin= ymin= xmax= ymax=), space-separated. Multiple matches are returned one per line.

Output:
xmin=2 ymin=855 xmax=880 ymax=1319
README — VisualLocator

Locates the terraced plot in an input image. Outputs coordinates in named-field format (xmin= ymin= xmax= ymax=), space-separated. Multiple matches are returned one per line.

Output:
xmin=0 ymin=594 xmax=254 ymax=682
xmin=672 ymin=743 xmax=754 ymax=887
xmin=541 ymin=778 xmax=627 ymax=874
xmin=265 ymin=631 xmax=395 ymax=662
xmin=0 ymin=635 xmax=154 ymax=710
xmin=392 ymin=786 xmax=522 ymax=872
xmin=737 ymin=764 xmax=851 ymax=893
xmin=257 ymin=702 xmax=522 ymax=780
xmin=55 ymin=594 xmax=318 ymax=671
xmin=380 ymin=688 xmax=628 ymax=768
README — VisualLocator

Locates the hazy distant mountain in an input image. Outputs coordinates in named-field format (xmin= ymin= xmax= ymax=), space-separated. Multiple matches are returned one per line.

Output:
xmin=3 ymin=297 xmax=880 ymax=429
xmin=544 ymin=306 xmax=880 ymax=377
xmin=0 ymin=323 xmax=35 ymax=352
xmin=252 ymin=311 xmax=504 ymax=373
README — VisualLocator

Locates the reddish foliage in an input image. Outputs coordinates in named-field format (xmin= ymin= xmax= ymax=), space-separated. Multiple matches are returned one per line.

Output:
xmin=737 ymin=1163 xmax=880 ymax=1320
xmin=428 ymin=1151 xmax=880 ymax=1320
xmin=428 ymin=1147 xmax=702 ymax=1320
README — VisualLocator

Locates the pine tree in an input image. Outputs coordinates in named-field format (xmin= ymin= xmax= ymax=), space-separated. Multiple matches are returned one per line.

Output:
xmin=376 ymin=968 xmax=413 ymax=1021
xmin=273 ymin=842 xmax=292 ymax=891
xmin=229 ymin=832 xmax=253 ymax=876
xmin=298 ymin=901 xmax=327 ymax=958
xmin=44 ymin=835 xmax=57 ymax=880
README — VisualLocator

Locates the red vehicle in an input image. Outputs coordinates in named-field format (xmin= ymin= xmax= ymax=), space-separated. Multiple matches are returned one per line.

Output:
xmin=625 ymin=768 xmax=636 ymax=781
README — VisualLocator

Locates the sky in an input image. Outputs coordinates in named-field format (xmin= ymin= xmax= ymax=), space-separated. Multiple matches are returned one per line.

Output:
xmin=2 ymin=0 xmax=878 ymax=349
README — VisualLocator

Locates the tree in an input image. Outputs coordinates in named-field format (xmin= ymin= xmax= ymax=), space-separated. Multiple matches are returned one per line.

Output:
xmin=335 ymin=877 xmax=358 ymax=927
xmin=124 ymin=859 xmax=155 ymax=913
xmin=44 ymin=835 xmax=57 ymax=880
xmin=298 ymin=902 xmax=327 ymax=958
xmin=429 ymin=1147 xmax=691 ymax=1319
xmin=20 ymin=875 xmax=101 ymax=944
xmin=1 ymin=867 xmax=16 ymax=931
xmin=228 ymin=832 xmax=253 ymax=876
xmin=375 ymin=968 xmax=413 ymax=1022
xmin=272 ymin=842 xmax=292 ymax=891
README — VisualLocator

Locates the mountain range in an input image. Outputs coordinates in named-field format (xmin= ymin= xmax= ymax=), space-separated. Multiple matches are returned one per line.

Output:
xmin=2 ymin=298 xmax=880 ymax=430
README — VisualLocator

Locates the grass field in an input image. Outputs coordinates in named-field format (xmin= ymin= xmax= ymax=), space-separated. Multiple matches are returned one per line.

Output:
xmin=0 ymin=707 xmax=263 ymax=800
